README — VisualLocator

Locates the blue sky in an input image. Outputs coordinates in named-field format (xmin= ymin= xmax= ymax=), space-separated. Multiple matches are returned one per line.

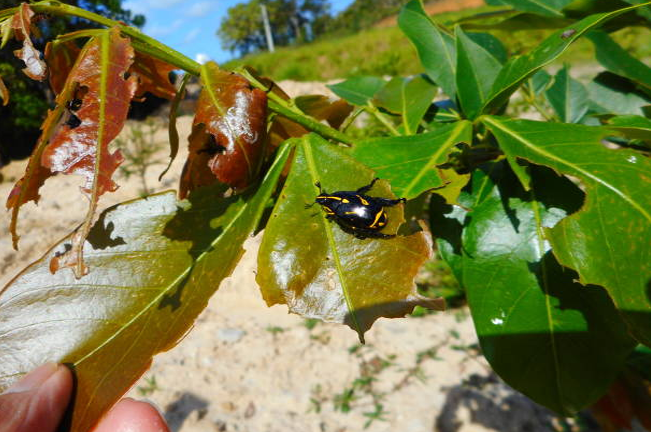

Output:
xmin=122 ymin=0 xmax=355 ymax=65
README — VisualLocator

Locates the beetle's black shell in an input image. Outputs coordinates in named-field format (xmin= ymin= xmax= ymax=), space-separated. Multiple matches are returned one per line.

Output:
xmin=316 ymin=191 xmax=387 ymax=230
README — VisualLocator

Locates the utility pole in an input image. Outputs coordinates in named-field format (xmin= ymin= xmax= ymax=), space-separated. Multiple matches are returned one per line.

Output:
xmin=260 ymin=4 xmax=275 ymax=52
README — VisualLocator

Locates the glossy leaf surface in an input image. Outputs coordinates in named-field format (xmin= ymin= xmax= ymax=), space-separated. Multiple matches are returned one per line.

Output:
xmin=10 ymin=3 xmax=45 ymax=80
xmin=40 ymin=28 xmax=137 ymax=277
xmin=587 ymin=72 xmax=651 ymax=116
xmin=545 ymin=65 xmax=589 ymax=123
xmin=482 ymin=3 xmax=649 ymax=114
xmin=184 ymin=62 xmax=267 ymax=191
xmin=257 ymin=134 xmax=443 ymax=342
xmin=484 ymin=0 xmax=574 ymax=16
xmin=398 ymin=0 xmax=456 ymax=98
xmin=349 ymin=121 xmax=473 ymax=200
xmin=372 ymin=75 xmax=438 ymax=134
xmin=0 ymin=143 xmax=291 ymax=432
xmin=327 ymin=76 xmax=385 ymax=106
xmin=588 ymin=31 xmax=651 ymax=95
xmin=462 ymin=162 xmax=635 ymax=414
xmin=605 ymin=115 xmax=651 ymax=143
xmin=483 ymin=116 xmax=651 ymax=346
xmin=455 ymin=26 xmax=502 ymax=119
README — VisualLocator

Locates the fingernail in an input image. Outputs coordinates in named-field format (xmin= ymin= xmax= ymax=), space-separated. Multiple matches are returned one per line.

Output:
xmin=2 ymin=363 xmax=59 ymax=394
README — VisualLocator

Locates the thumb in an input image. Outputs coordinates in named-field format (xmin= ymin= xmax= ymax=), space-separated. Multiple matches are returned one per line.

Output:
xmin=0 ymin=363 xmax=73 ymax=432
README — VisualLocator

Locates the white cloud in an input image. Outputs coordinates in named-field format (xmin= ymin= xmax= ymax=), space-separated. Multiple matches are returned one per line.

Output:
xmin=185 ymin=1 xmax=216 ymax=17
xmin=183 ymin=28 xmax=201 ymax=44
xmin=146 ymin=19 xmax=184 ymax=38
xmin=195 ymin=53 xmax=210 ymax=64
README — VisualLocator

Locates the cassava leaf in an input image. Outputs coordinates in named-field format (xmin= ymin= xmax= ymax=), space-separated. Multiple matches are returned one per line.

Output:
xmin=545 ymin=65 xmax=589 ymax=123
xmin=182 ymin=61 xmax=267 ymax=192
xmin=10 ymin=3 xmax=46 ymax=80
xmin=482 ymin=116 xmax=651 ymax=346
xmin=40 ymin=28 xmax=137 ymax=277
xmin=587 ymin=31 xmax=651 ymax=95
xmin=349 ymin=121 xmax=473 ymax=201
xmin=256 ymin=134 xmax=443 ymax=343
xmin=462 ymin=161 xmax=635 ymax=414
xmin=398 ymin=0 xmax=456 ymax=98
xmin=44 ymin=39 xmax=81 ymax=95
xmin=587 ymin=72 xmax=651 ymax=116
xmin=160 ymin=72 xmax=190 ymax=181
xmin=130 ymin=51 xmax=177 ymax=99
xmin=372 ymin=75 xmax=438 ymax=135
xmin=294 ymin=95 xmax=354 ymax=129
xmin=482 ymin=2 xmax=651 ymax=114
xmin=604 ymin=114 xmax=651 ymax=144
xmin=489 ymin=0 xmax=574 ymax=16
xmin=327 ymin=76 xmax=385 ymax=106
xmin=455 ymin=26 xmax=503 ymax=119
xmin=0 ymin=142 xmax=291 ymax=432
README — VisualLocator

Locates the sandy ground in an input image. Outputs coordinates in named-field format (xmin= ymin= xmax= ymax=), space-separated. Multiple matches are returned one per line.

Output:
xmin=0 ymin=83 xmax=570 ymax=432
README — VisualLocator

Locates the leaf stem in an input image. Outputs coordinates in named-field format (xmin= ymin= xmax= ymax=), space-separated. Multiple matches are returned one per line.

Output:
xmin=365 ymin=102 xmax=400 ymax=136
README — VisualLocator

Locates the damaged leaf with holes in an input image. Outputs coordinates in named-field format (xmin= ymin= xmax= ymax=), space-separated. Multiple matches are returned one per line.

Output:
xmin=180 ymin=61 xmax=267 ymax=195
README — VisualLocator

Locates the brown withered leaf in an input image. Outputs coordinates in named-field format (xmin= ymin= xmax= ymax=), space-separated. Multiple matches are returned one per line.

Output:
xmin=0 ymin=75 xmax=7 ymax=105
xmin=183 ymin=61 xmax=267 ymax=192
xmin=294 ymin=95 xmax=354 ymax=129
xmin=10 ymin=3 xmax=46 ymax=80
xmin=40 ymin=28 xmax=136 ymax=277
xmin=44 ymin=39 xmax=80 ymax=95
xmin=130 ymin=51 xmax=177 ymax=99
xmin=179 ymin=123 xmax=223 ymax=198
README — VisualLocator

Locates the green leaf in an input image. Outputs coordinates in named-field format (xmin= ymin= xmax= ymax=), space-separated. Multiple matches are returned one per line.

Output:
xmin=466 ymin=32 xmax=508 ymax=64
xmin=349 ymin=121 xmax=473 ymax=201
xmin=398 ymin=0 xmax=456 ymax=98
xmin=460 ymin=11 xmax=573 ymax=32
xmin=256 ymin=134 xmax=443 ymax=343
xmin=545 ymin=65 xmax=589 ymax=123
xmin=372 ymin=75 xmax=438 ymax=135
xmin=588 ymin=31 xmax=651 ymax=95
xmin=587 ymin=72 xmax=651 ymax=116
xmin=455 ymin=26 xmax=503 ymax=119
xmin=462 ymin=161 xmax=636 ymax=414
xmin=486 ymin=0 xmax=575 ymax=16
xmin=531 ymin=69 xmax=553 ymax=95
xmin=605 ymin=114 xmax=651 ymax=144
xmin=327 ymin=76 xmax=385 ymax=106
xmin=0 ymin=143 xmax=292 ymax=432
xmin=482 ymin=2 xmax=651 ymax=114
xmin=482 ymin=116 xmax=651 ymax=347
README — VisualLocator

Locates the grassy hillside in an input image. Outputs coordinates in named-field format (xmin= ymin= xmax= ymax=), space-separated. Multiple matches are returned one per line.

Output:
xmin=223 ymin=5 xmax=651 ymax=81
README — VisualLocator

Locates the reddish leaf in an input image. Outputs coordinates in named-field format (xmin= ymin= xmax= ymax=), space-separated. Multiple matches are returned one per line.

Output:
xmin=130 ymin=51 xmax=177 ymax=99
xmin=44 ymin=39 xmax=80 ymax=95
xmin=0 ymin=75 xmax=8 ymax=105
xmin=184 ymin=61 xmax=267 ymax=192
xmin=39 ymin=28 xmax=136 ymax=277
xmin=10 ymin=3 xmax=46 ymax=80
xmin=294 ymin=95 xmax=354 ymax=129
xmin=179 ymin=123 xmax=223 ymax=198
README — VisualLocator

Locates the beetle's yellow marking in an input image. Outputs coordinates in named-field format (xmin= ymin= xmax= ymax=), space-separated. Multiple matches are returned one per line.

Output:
xmin=356 ymin=195 xmax=369 ymax=205
xmin=323 ymin=207 xmax=335 ymax=215
xmin=342 ymin=198 xmax=350 ymax=203
xmin=344 ymin=211 xmax=356 ymax=215
xmin=323 ymin=196 xmax=342 ymax=200
xmin=369 ymin=209 xmax=385 ymax=228
xmin=378 ymin=221 xmax=386 ymax=227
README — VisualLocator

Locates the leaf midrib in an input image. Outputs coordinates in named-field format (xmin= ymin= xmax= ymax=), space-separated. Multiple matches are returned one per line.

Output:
xmin=484 ymin=117 xmax=651 ymax=224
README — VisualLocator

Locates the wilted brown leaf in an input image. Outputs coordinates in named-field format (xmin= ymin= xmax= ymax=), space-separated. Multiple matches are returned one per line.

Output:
xmin=181 ymin=61 xmax=267 ymax=193
xmin=130 ymin=51 xmax=177 ymax=99
xmin=40 ymin=27 xmax=136 ymax=277
xmin=10 ymin=3 xmax=46 ymax=80
xmin=294 ymin=95 xmax=353 ymax=129
xmin=44 ymin=39 xmax=80 ymax=95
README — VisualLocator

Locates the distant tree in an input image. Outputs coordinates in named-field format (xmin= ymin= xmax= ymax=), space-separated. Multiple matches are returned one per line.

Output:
xmin=327 ymin=0 xmax=407 ymax=35
xmin=0 ymin=0 xmax=145 ymax=165
xmin=218 ymin=0 xmax=331 ymax=56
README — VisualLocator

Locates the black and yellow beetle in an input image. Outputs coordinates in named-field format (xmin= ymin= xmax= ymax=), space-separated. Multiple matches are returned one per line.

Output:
xmin=310 ymin=178 xmax=406 ymax=239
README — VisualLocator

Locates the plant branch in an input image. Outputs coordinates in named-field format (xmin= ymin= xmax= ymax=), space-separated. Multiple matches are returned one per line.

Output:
xmin=365 ymin=102 xmax=400 ymax=136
